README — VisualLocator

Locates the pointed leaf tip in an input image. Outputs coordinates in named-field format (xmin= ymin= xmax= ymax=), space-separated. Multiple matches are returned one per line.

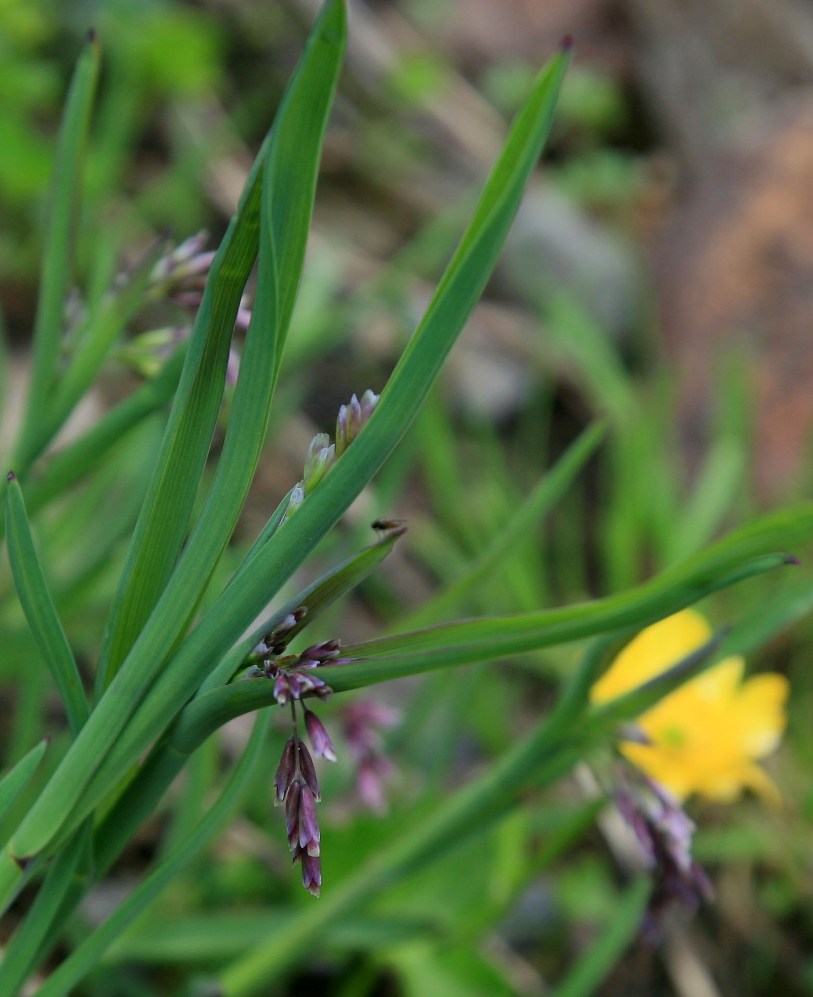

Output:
xmin=783 ymin=553 xmax=802 ymax=566
xmin=560 ymin=35 xmax=574 ymax=52
xmin=6 ymin=471 xmax=15 ymax=482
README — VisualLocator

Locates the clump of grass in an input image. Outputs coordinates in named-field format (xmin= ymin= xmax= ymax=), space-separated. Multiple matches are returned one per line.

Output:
xmin=0 ymin=5 xmax=811 ymax=996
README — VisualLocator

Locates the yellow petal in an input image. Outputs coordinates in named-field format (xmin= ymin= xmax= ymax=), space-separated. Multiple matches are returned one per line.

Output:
xmin=733 ymin=673 xmax=789 ymax=757
xmin=591 ymin=609 xmax=712 ymax=703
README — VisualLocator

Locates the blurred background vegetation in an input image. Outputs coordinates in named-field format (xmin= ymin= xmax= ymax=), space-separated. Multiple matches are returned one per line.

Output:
xmin=3 ymin=0 xmax=813 ymax=994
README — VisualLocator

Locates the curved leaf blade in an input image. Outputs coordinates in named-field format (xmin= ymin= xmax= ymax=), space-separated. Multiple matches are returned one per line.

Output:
xmin=4 ymin=475 xmax=88 ymax=735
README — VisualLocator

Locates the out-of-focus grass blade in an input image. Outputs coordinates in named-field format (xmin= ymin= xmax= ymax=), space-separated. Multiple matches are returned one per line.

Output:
xmin=588 ymin=631 xmax=725 ymax=728
xmin=96 ymin=0 xmax=346 ymax=694
xmin=34 ymin=713 xmax=270 ymax=997
xmin=402 ymin=421 xmax=605 ymax=628
xmin=20 ymin=346 xmax=185 ymax=518
xmin=551 ymin=879 xmax=650 ymax=997
xmin=15 ymin=30 xmax=100 ymax=469
xmin=665 ymin=435 xmax=745 ymax=564
xmin=23 ymin=241 xmax=166 ymax=466
xmin=108 ymin=911 xmax=433 ymax=964
xmin=4 ymin=474 xmax=88 ymax=736
xmin=0 ymin=741 xmax=48 ymax=829
xmin=0 ymin=301 xmax=8 ymax=428
xmin=0 ymin=827 xmax=89 ymax=997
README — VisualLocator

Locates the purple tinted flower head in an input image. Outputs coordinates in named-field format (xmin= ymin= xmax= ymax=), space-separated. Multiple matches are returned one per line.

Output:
xmin=304 ymin=707 xmax=337 ymax=762
xmin=274 ymin=737 xmax=298 ymax=804
xmin=341 ymin=698 xmax=399 ymax=812
xmin=616 ymin=772 xmax=714 ymax=939
xmin=149 ymin=230 xmax=211 ymax=288
xmin=299 ymin=851 xmax=322 ymax=897
xmin=335 ymin=389 xmax=379 ymax=457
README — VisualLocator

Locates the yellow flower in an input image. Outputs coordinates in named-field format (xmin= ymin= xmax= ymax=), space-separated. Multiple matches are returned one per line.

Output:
xmin=590 ymin=608 xmax=789 ymax=803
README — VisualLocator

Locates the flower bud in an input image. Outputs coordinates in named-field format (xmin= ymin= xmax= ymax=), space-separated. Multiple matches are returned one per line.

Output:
xmin=303 ymin=434 xmax=336 ymax=494
xmin=274 ymin=737 xmax=297 ymax=803
xmin=335 ymin=389 xmax=379 ymax=456
xmin=304 ymin=708 xmax=337 ymax=762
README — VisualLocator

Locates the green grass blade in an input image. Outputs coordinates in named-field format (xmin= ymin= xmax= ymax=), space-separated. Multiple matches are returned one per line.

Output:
xmin=199 ymin=522 xmax=405 ymax=695
xmin=96 ymin=0 xmax=346 ymax=694
xmin=551 ymin=878 xmax=650 ymax=997
xmin=327 ymin=554 xmax=790 ymax=691
xmin=20 ymin=346 xmax=185 ymax=518
xmin=14 ymin=30 xmax=100 ymax=469
xmin=94 ymin=160 xmax=266 ymax=692
xmin=342 ymin=504 xmax=813 ymax=659
xmin=0 ymin=741 xmax=48 ymax=828
xmin=34 ymin=712 xmax=270 ymax=997
xmin=0 ymin=825 xmax=89 ymax=997
xmin=4 ymin=474 xmax=89 ymax=736
xmin=22 ymin=242 xmax=165 ymax=466
xmin=162 ymin=541 xmax=794 ymax=759
xmin=402 ymin=421 xmax=606 ymax=628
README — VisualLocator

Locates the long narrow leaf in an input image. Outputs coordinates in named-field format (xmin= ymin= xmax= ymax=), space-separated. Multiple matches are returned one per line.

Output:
xmin=4 ymin=474 xmax=88 ymax=735
xmin=401 ymin=421 xmax=606 ymax=628
xmin=325 ymin=555 xmax=789 ymax=691
xmin=95 ymin=152 xmax=267 ymax=690
xmin=15 ymin=31 xmax=100 ymax=471
xmin=0 ymin=741 xmax=48 ymax=828
xmin=0 ymin=826 xmax=90 ymax=997
xmin=20 ymin=345 xmax=185 ymax=518
xmin=34 ymin=712 xmax=271 ymax=997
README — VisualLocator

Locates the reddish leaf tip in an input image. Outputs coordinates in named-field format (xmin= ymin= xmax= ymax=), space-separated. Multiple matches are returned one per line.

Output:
xmin=6 ymin=470 xmax=16 ymax=482
xmin=560 ymin=34 xmax=574 ymax=52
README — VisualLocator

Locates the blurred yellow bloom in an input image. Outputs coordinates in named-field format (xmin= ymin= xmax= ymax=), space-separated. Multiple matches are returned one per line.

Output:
xmin=590 ymin=608 xmax=789 ymax=803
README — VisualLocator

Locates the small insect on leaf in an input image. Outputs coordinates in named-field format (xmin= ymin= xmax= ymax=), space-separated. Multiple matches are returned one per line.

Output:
xmin=371 ymin=518 xmax=406 ymax=532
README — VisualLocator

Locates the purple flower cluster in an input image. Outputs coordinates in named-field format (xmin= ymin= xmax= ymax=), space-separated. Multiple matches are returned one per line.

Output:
xmin=260 ymin=632 xmax=352 ymax=896
xmin=341 ymin=699 xmax=399 ymax=812
xmin=117 ymin=231 xmax=248 ymax=382
xmin=335 ymin=390 xmax=379 ymax=457
xmin=274 ymin=735 xmax=324 ymax=896
xmin=263 ymin=639 xmax=353 ymax=705
xmin=257 ymin=626 xmax=401 ymax=893
xmin=616 ymin=776 xmax=714 ymax=938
